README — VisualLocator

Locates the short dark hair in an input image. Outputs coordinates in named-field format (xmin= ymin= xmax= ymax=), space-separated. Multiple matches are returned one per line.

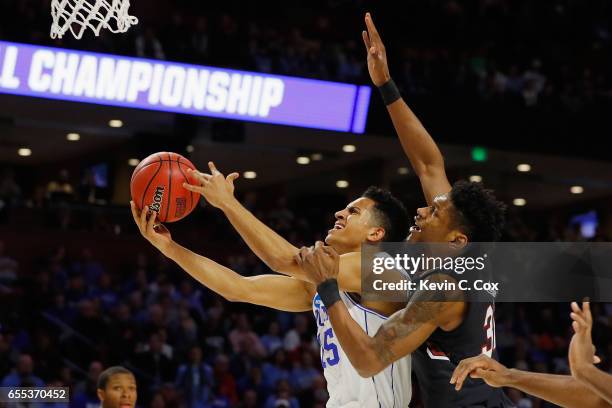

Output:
xmin=97 ymin=366 xmax=134 ymax=390
xmin=449 ymin=180 xmax=506 ymax=242
xmin=362 ymin=186 xmax=410 ymax=242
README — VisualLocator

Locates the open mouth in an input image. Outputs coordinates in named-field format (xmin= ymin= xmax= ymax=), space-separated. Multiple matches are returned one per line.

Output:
xmin=333 ymin=223 xmax=344 ymax=230
xmin=410 ymin=216 xmax=422 ymax=233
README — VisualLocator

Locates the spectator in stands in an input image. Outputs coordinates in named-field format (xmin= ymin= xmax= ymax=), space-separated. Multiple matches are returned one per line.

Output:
xmin=175 ymin=345 xmax=215 ymax=408
xmin=191 ymin=16 xmax=210 ymax=63
xmin=262 ymin=349 xmax=290 ymax=393
xmin=0 ymin=241 xmax=18 ymax=286
xmin=79 ymin=168 xmax=106 ymax=205
xmin=290 ymin=351 xmax=319 ymax=393
xmin=283 ymin=314 xmax=308 ymax=353
xmin=0 ymin=168 xmax=21 ymax=223
xmin=135 ymin=28 xmax=165 ymax=60
xmin=133 ymin=332 xmax=175 ymax=392
xmin=73 ymin=361 xmax=104 ymax=408
xmin=71 ymin=248 xmax=105 ymax=289
xmin=46 ymin=169 xmax=74 ymax=202
xmin=261 ymin=321 xmax=283 ymax=355
xmin=229 ymin=313 xmax=266 ymax=359
xmin=1 ymin=353 xmax=45 ymax=387
xmin=264 ymin=379 xmax=300 ymax=408
xmin=240 ymin=388 xmax=259 ymax=408
xmin=46 ymin=169 xmax=75 ymax=229
xmin=213 ymin=354 xmax=238 ymax=406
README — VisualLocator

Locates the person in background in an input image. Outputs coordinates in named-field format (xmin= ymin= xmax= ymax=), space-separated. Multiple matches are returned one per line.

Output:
xmin=175 ymin=345 xmax=215 ymax=408
xmin=73 ymin=361 xmax=104 ymax=408
xmin=1 ymin=353 xmax=45 ymax=387
xmin=96 ymin=366 xmax=137 ymax=408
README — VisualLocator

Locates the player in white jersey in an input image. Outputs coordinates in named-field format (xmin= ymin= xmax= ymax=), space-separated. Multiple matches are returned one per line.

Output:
xmin=313 ymin=291 xmax=411 ymax=407
xmin=134 ymin=165 xmax=413 ymax=406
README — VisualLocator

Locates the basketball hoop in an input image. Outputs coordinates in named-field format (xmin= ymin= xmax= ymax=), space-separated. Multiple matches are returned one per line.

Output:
xmin=50 ymin=0 xmax=138 ymax=40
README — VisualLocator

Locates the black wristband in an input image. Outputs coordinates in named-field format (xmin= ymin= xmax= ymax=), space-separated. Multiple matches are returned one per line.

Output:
xmin=377 ymin=79 xmax=401 ymax=105
xmin=317 ymin=279 xmax=341 ymax=308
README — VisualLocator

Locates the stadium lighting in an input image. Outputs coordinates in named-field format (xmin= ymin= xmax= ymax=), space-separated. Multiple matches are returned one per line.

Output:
xmin=17 ymin=148 xmax=32 ymax=157
xmin=517 ymin=163 xmax=531 ymax=172
xmin=570 ymin=186 xmax=584 ymax=194
xmin=128 ymin=158 xmax=140 ymax=166
xmin=342 ymin=144 xmax=356 ymax=153
xmin=109 ymin=119 xmax=123 ymax=128
xmin=244 ymin=171 xmax=257 ymax=179
xmin=469 ymin=175 xmax=483 ymax=182
xmin=471 ymin=146 xmax=487 ymax=162
xmin=311 ymin=153 xmax=323 ymax=161
xmin=66 ymin=133 xmax=80 ymax=141
xmin=397 ymin=167 xmax=409 ymax=175
xmin=513 ymin=198 xmax=527 ymax=206
xmin=297 ymin=156 xmax=310 ymax=165
xmin=186 ymin=145 xmax=195 ymax=153
xmin=336 ymin=180 xmax=349 ymax=188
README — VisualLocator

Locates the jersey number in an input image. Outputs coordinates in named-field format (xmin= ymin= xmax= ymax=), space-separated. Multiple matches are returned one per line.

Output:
xmin=318 ymin=328 xmax=340 ymax=368
xmin=482 ymin=305 xmax=496 ymax=357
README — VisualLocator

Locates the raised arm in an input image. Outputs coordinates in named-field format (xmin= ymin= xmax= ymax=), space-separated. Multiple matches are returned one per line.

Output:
xmin=131 ymin=201 xmax=313 ymax=312
xmin=296 ymin=243 xmax=463 ymax=377
xmin=363 ymin=12 xmax=451 ymax=204
xmin=569 ymin=301 xmax=612 ymax=404
xmin=451 ymin=354 xmax=612 ymax=408
xmin=182 ymin=162 xmax=362 ymax=292
xmin=184 ymin=162 xmax=300 ymax=275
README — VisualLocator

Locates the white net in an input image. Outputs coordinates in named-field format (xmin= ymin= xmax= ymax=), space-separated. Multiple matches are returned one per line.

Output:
xmin=50 ymin=0 xmax=138 ymax=39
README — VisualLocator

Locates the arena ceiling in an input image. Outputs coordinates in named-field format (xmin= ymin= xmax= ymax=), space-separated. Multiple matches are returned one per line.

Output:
xmin=1 ymin=94 xmax=612 ymax=209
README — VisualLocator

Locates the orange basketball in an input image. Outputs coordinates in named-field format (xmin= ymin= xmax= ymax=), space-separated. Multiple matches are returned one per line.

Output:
xmin=130 ymin=152 xmax=199 ymax=223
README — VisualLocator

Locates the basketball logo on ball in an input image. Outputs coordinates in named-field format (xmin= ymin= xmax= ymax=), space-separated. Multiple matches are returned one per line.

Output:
xmin=130 ymin=152 xmax=199 ymax=223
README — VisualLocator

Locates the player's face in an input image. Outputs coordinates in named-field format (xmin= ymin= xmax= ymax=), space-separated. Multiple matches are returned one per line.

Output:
xmin=325 ymin=197 xmax=382 ymax=253
xmin=408 ymin=194 xmax=459 ymax=243
xmin=97 ymin=373 xmax=137 ymax=408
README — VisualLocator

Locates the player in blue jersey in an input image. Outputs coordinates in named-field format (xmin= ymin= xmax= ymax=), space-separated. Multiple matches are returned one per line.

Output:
xmin=131 ymin=182 xmax=413 ymax=407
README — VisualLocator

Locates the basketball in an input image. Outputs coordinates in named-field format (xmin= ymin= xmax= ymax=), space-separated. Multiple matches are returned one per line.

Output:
xmin=130 ymin=152 xmax=199 ymax=223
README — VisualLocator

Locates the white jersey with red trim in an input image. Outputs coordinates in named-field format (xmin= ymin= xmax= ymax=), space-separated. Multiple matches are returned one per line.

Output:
xmin=312 ymin=291 xmax=412 ymax=408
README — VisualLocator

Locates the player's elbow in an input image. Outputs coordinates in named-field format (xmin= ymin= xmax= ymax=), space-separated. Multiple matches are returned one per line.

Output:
xmin=220 ymin=291 xmax=239 ymax=302
xmin=220 ymin=283 xmax=246 ymax=303
xmin=355 ymin=366 xmax=377 ymax=378
xmin=355 ymin=359 xmax=383 ymax=378
xmin=352 ymin=345 xmax=384 ymax=378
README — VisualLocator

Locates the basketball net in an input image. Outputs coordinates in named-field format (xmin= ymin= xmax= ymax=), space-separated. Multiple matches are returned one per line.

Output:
xmin=50 ymin=0 xmax=138 ymax=39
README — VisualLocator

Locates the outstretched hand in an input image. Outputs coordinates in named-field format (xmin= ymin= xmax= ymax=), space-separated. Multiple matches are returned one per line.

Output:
xmin=450 ymin=354 xmax=512 ymax=391
xmin=130 ymin=201 xmax=173 ymax=253
xmin=569 ymin=301 xmax=601 ymax=379
xmin=362 ymin=12 xmax=391 ymax=86
xmin=183 ymin=161 xmax=239 ymax=210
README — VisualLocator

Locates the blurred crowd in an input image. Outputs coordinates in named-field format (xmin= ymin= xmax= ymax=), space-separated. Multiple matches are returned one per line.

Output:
xmin=1 ymin=0 xmax=611 ymax=111
xmin=1 ymin=0 xmax=612 ymax=406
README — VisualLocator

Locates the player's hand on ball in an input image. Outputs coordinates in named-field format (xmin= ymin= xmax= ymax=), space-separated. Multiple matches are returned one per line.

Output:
xmin=295 ymin=241 xmax=340 ymax=284
xmin=362 ymin=12 xmax=391 ymax=87
xmin=450 ymin=354 xmax=511 ymax=391
xmin=130 ymin=201 xmax=173 ymax=252
xmin=569 ymin=301 xmax=601 ymax=380
xmin=183 ymin=161 xmax=239 ymax=210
